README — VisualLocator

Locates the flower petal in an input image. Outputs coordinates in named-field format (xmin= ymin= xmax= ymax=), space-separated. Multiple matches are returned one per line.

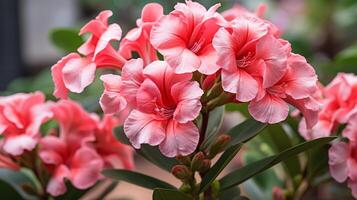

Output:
xmin=328 ymin=142 xmax=349 ymax=183
xmin=248 ymin=94 xmax=289 ymax=124
xmin=124 ymin=110 xmax=165 ymax=149
xmin=159 ymin=120 xmax=199 ymax=157
xmin=62 ymin=57 xmax=97 ymax=93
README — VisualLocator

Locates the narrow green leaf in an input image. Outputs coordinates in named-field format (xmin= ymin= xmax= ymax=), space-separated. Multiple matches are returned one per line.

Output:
xmin=262 ymin=124 xmax=301 ymax=182
xmin=201 ymin=106 xmax=225 ymax=149
xmin=153 ymin=188 xmax=193 ymax=200
xmin=139 ymin=145 xmax=178 ymax=172
xmin=0 ymin=169 xmax=38 ymax=200
xmin=227 ymin=119 xmax=267 ymax=148
xmin=200 ymin=144 xmax=242 ymax=192
xmin=114 ymin=126 xmax=130 ymax=145
xmin=55 ymin=181 xmax=94 ymax=200
xmin=219 ymin=137 xmax=336 ymax=191
xmin=114 ymin=127 xmax=178 ymax=171
xmin=50 ymin=28 xmax=84 ymax=53
xmin=103 ymin=169 xmax=176 ymax=190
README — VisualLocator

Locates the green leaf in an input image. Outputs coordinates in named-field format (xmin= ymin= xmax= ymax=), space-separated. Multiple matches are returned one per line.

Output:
xmin=0 ymin=169 xmax=38 ymax=200
xmin=227 ymin=118 xmax=267 ymax=148
xmin=103 ymin=169 xmax=176 ymax=190
xmin=114 ymin=126 xmax=130 ymax=145
xmin=50 ymin=28 xmax=84 ymax=53
xmin=153 ymin=188 xmax=193 ymax=200
xmin=218 ymin=186 xmax=241 ymax=200
xmin=262 ymin=124 xmax=301 ymax=183
xmin=55 ymin=181 xmax=94 ymax=200
xmin=114 ymin=127 xmax=178 ymax=171
xmin=138 ymin=145 xmax=178 ymax=172
xmin=201 ymin=106 xmax=225 ymax=149
xmin=200 ymin=144 xmax=242 ymax=192
xmin=219 ymin=137 xmax=336 ymax=191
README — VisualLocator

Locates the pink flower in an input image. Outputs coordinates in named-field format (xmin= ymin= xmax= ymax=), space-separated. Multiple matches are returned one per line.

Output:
xmin=94 ymin=115 xmax=134 ymax=169
xmin=221 ymin=4 xmax=266 ymax=21
xmin=40 ymin=136 xmax=103 ymax=196
xmin=329 ymin=114 xmax=357 ymax=198
xmin=150 ymin=1 xmax=222 ymax=75
xmin=0 ymin=92 xmax=52 ymax=156
xmin=221 ymin=4 xmax=280 ymax=37
xmin=39 ymin=100 xmax=102 ymax=196
xmin=50 ymin=100 xmax=98 ymax=150
xmin=123 ymin=61 xmax=203 ymax=157
xmin=120 ymin=3 xmax=163 ymax=65
xmin=99 ymin=58 xmax=145 ymax=115
xmin=247 ymin=53 xmax=318 ymax=125
xmin=213 ymin=16 xmax=289 ymax=103
xmin=0 ymin=153 xmax=20 ymax=171
xmin=299 ymin=73 xmax=357 ymax=140
xmin=51 ymin=11 xmax=126 ymax=98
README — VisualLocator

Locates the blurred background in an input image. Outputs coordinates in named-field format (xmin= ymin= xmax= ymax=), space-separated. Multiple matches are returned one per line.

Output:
xmin=1 ymin=0 xmax=357 ymax=199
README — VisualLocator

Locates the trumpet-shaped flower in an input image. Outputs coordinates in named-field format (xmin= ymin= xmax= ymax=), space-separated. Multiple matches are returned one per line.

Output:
xmin=150 ymin=0 xmax=222 ymax=75
xmin=123 ymin=61 xmax=203 ymax=157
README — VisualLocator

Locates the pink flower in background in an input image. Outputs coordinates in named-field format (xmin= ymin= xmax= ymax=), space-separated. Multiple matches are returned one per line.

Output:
xmin=221 ymin=4 xmax=280 ymax=37
xmin=94 ymin=115 xmax=134 ymax=169
xmin=39 ymin=100 xmax=100 ymax=196
xmin=50 ymin=100 xmax=98 ymax=150
xmin=329 ymin=114 xmax=357 ymax=198
xmin=100 ymin=58 xmax=145 ymax=115
xmin=51 ymin=11 xmax=127 ymax=99
xmin=120 ymin=3 xmax=163 ymax=65
xmin=150 ymin=1 xmax=222 ymax=75
xmin=40 ymin=136 xmax=103 ymax=196
xmin=0 ymin=92 xmax=52 ymax=156
xmin=299 ymin=73 xmax=357 ymax=140
xmin=124 ymin=61 xmax=203 ymax=157
xmin=221 ymin=4 xmax=266 ymax=21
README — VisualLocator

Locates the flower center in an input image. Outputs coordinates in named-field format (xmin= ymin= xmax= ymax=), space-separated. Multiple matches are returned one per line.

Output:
xmin=154 ymin=107 xmax=175 ymax=120
xmin=236 ymin=52 xmax=254 ymax=68
xmin=189 ymin=37 xmax=206 ymax=54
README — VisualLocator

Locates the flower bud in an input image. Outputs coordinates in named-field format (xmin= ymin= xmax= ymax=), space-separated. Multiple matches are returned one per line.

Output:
xmin=172 ymin=165 xmax=192 ymax=181
xmin=209 ymin=134 xmax=231 ymax=158
xmin=198 ymin=159 xmax=211 ymax=173
xmin=191 ymin=152 xmax=205 ymax=171
xmin=176 ymin=155 xmax=191 ymax=166
xmin=179 ymin=183 xmax=192 ymax=193
xmin=272 ymin=187 xmax=286 ymax=200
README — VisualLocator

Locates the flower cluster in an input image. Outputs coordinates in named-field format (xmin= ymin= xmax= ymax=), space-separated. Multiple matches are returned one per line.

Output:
xmin=298 ymin=73 xmax=357 ymax=198
xmin=0 ymin=92 xmax=133 ymax=196
xmin=51 ymin=1 xmax=319 ymax=158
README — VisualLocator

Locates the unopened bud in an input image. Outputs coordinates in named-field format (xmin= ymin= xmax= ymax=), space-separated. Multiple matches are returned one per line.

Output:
xmin=21 ymin=184 xmax=37 ymax=196
xmin=172 ymin=165 xmax=192 ymax=181
xmin=179 ymin=183 xmax=192 ymax=193
xmin=176 ymin=155 xmax=191 ymax=166
xmin=211 ymin=180 xmax=221 ymax=198
xmin=209 ymin=134 xmax=231 ymax=158
xmin=272 ymin=187 xmax=286 ymax=200
xmin=198 ymin=159 xmax=211 ymax=173
xmin=191 ymin=152 xmax=205 ymax=171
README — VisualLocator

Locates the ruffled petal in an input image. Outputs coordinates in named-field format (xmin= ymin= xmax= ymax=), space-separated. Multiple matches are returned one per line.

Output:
xmin=62 ymin=57 xmax=97 ymax=93
xmin=70 ymin=147 xmax=103 ymax=190
xmin=51 ymin=53 xmax=81 ymax=99
xmin=159 ymin=120 xmax=199 ymax=157
xmin=124 ymin=110 xmax=165 ymax=149
xmin=248 ymin=94 xmax=289 ymax=124
xmin=328 ymin=142 xmax=349 ymax=183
